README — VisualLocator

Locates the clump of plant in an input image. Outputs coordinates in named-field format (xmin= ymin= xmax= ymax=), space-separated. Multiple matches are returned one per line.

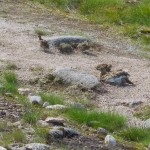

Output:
xmin=6 ymin=63 xmax=18 ymax=70
xmin=0 ymin=71 xmax=18 ymax=94
xmin=65 ymin=107 xmax=126 ymax=132
xmin=40 ymin=92 xmax=65 ymax=105
xmin=22 ymin=108 xmax=42 ymax=125
xmin=35 ymin=28 xmax=48 ymax=36
xmin=119 ymin=127 xmax=150 ymax=146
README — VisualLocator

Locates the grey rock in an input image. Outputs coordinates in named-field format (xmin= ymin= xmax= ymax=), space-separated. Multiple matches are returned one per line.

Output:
xmin=63 ymin=127 xmax=79 ymax=138
xmin=145 ymin=118 xmax=150 ymax=128
xmin=45 ymin=117 xmax=65 ymax=124
xmin=18 ymin=88 xmax=31 ymax=95
xmin=45 ymin=105 xmax=67 ymax=110
xmin=129 ymin=101 xmax=143 ymax=108
xmin=37 ymin=120 xmax=49 ymax=127
xmin=49 ymin=128 xmax=64 ymax=138
xmin=0 ymin=146 xmax=7 ymax=150
xmin=52 ymin=68 xmax=99 ymax=89
xmin=28 ymin=94 xmax=43 ymax=105
xmin=72 ymin=102 xmax=85 ymax=110
xmin=104 ymin=135 xmax=116 ymax=147
xmin=47 ymin=36 xmax=90 ymax=47
xmin=19 ymin=143 xmax=50 ymax=150
xmin=97 ymin=128 xmax=108 ymax=135
xmin=43 ymin=102 xmax=49 ymax=107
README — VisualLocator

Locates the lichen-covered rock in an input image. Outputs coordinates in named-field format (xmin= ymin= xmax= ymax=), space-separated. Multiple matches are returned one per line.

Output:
xmin=19 ymin=143 xmax=50 ymax=150
xmin=52 ymin=68 xmax=99 ymax=89
xmin=145 ymin=118 xmax=150 ymax=128
xmin=47 ymin=36 xmax=90 ymax=47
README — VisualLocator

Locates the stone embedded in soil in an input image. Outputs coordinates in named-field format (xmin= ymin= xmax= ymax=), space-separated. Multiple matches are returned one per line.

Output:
xmin=19 ymin=143 xmax=50 ymax=150
xmin=28 ymin=94 xmax=43 ymax=105
xmin=49 ymin=126 xmax=79 ymax=139
xmin=129 ymin=101 xmax=143 ymax=108
xmin=45 ymin=117 xmax=65 ymax=125
xmin=52 ymin=68 xmax=99 ymax=89
xmin=37 ymin=120 xmax=49 ymax=127
xmin=104 ymin=135 xmax=116 ymax=147
xmin=18 ymin=88 xmax=31 ymax=95
xmin=45 ymin=104 xmax=67 ymax=110
xmin=47 ymin=36 xmax=90 ymax=47
xmin=43 ymin=102 xmax=49 ymax=107
xmin=97 ymin=128 xmax=108 ymax=135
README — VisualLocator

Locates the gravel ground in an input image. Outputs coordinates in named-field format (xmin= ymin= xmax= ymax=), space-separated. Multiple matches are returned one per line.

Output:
xmin=0 ymin=0 xmax=150 ymax=128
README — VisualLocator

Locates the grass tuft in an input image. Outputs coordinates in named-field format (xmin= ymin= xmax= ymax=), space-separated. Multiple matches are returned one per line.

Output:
xmin=35 ymin=28 xmax=48 ymax=36
xmin=40 ymin=93 xmax=65 ymax=105
xmin=119 ymin=127 xmax=150 ymax=146
xmin=66 ymin=107 xmax=126 ymax=132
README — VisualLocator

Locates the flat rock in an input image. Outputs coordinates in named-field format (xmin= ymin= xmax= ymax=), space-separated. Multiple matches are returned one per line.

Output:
xmin=45 ymin=105 xmax=67 ymax=110
xmin=19 ymin=143 xmax=50 ymax=150
xmin=52 ymin=68 xmax=99 ymax=89
xmin=47 ymin=36 xmax=90 ymax=47
xmin=45 ymin=117 xmax=65 ymax=124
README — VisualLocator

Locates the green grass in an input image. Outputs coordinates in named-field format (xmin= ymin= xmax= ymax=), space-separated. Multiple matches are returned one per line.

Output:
xmin=22 ymin=108 xmax=42 ymax=124
xmin=40 ymin=92 xmax=65 ymax=105
xmin=0 ymin=71 xmax=18 ymax=94
xmin=6 ymin=63 xmax=18 ymax=70
xmin=35 ymin=28 xmax=48 ymax=36
xmin=65 ymin=107 xmax=126 ymax=132
xmin=1 ymin=129 xmax=26 ymax=144
xmin=119 ymin=127 xmax=150 ymax=146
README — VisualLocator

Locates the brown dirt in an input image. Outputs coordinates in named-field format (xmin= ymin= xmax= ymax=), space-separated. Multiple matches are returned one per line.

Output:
xmin=0 ymin=0 xmax=150 ymax=128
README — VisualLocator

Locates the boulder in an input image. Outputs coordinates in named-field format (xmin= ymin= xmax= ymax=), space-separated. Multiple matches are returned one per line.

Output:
xmin=52 ymin=68 xmax=99 ymax=89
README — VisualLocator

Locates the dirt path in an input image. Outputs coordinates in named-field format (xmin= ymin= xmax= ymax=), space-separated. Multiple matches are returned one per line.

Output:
xmin=0 ymin=1 xmax=150 ymax=127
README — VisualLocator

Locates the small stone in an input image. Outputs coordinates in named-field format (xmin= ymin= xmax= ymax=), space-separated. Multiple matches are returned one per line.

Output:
xmin=129 ymin=101 xmax=143 ymax=108
xmin=46 ymin=105 xmax=67 ymax=110
xmin=104 ymin=135 xmax=116 ymax=147
xmin=43 ymin=102 xmax=49 ymax=107
xmin=45 ymin=117 xmax=65 ymax=125
xmin=28 ymin=94 xmax=43 ymax=105
xmin=18 ymin=88 xmax=31 ymax=95
xmin=97 ymin=128 xmax=108 ymax=135
xmin=37 ymin=120 xmax=49 ymax=127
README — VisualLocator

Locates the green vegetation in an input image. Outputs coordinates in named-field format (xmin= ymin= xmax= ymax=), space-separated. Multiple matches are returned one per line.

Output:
xmin=0 ymin=71 xmax=18 ymax=94
xmin=134 ymin=106 xmax=150 ymax=120
xmin=6 ymin=63 xmax=18 ymax=70
xmin=35 ymin=28 xmax=48 ymax=36
xmin=22 ymin=108 xmax=42 ymax=124
xmin=65 ymin=107 xmax=126 ymax=132
xmin=119 ymin=128 xmax=150 ymax=146
xmin=40 ymin=92 xmax=65 ymax=105
xmin=1 ymin=129 xmax=26 ymax=145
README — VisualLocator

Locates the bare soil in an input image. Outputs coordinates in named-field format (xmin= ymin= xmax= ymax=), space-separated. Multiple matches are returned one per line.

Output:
xmin=0 ymin=0 xmax=150 ymax=132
